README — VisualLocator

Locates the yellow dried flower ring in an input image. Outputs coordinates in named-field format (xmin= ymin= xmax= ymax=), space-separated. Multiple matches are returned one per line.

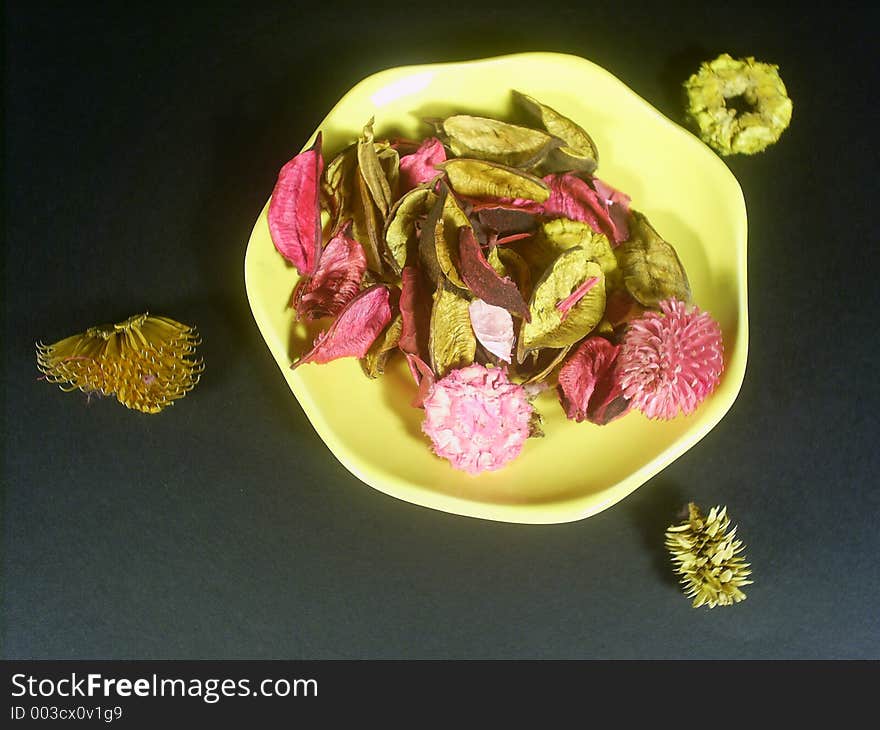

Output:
xmin=37 ymin=313 xmax=203 ymax=414
xmin=684 ymin=53 xmax=792 ymax=155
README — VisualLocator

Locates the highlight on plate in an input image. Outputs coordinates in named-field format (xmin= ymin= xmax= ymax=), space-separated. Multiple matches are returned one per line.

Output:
xmin=267 ymin=91 xmax=724 ymax=474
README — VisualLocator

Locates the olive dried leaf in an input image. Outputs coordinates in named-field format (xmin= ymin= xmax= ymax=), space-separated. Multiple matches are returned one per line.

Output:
xmin=361 ymin=313 xmax=403 ymax=378
xmin=429 ymin=283 xmax=476 ymax=377
xmin=521 ymin=248 xmax=606 ymax=351
xmin=434 ymin=192 xmax=471 ymax=289
xmin=440 ymin=159 xmax=550 ymax=203
xmin=357 ymin=119 xmax=394 ymax=218
xmin=322 ymin=143 xmax=356 ymax=224
xmin=438 ymin=115 xmax=559 ymax=168
xmin=496 ymin=247 xmax=533 ymax=303
xmin=384 ymin=185 xmax=437 ymax=273
xmin=540 ymin=218 xmax=621 ymax=289
xmin=523 ymin=345 xmax=572 ymax=384
xmin=514 ymin=91 xmax=599 ymax=173
xmin=616 ymin=211 xmax=691 ymax=307
xmin=351 ymin=168 xmax=386 ymax=275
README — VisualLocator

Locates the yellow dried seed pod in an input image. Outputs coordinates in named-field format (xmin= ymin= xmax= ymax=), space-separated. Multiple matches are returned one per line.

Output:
xmin=665 ymin=503 xmax=753 ymax=608
xmin=37 ymin=313 xmax=203 ymax=414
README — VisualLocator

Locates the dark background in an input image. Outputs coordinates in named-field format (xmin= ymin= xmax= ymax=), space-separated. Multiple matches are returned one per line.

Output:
xmin=4 ymin=1 xmax=878 ymax=659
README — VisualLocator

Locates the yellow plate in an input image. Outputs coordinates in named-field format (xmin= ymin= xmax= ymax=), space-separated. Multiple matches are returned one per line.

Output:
xmin=244 ymin=52 xmax=748 ymax=524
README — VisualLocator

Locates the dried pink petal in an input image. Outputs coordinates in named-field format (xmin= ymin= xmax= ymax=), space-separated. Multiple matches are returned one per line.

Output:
xmin=293 ymin=221 xmax=367 ymax=321
xmin=422 ymin=364 xmax=533 ymax=474
xmin=617 ymin=299 xmax=724 ymax=419
xmin=541 ymin=173 xmax=603 ymax=232
xmin=405 ymin=352 xmax=435 ymax=408
xmin=468 ymin=299 xmax=515 ymax=362
xmin=459 ymin=228 xmax=530 ymax=321
xmin=467 ymin=197 xmax=544 ymax=215
xmin=495 ymin=232 xmax=532 ymax=246
xmin=592 ymin=176 xmax=631 ymax=244
xmin=268 ymin=133 xmax=324 ymax=276
xmin=293 ymin=285 xmax=391 ymax=368
xmin=399 ymin=266 xmax=432 ymax=362
xmin=541 ymin=173 xmax=630 ymax=244
xmin=555 ymin=276 xmax=599 ymax=321
xmin=557 ymin=337 xmax=629 ymax=424
xmin=399 ymin=137 xmax=446 ymax=192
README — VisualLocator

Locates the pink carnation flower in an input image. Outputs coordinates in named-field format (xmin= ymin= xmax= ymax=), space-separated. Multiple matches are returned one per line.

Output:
xmin=421 ymin=364 xmax=533 ymax=474
xmin=617 ymin=299 xmax=724 ymax=420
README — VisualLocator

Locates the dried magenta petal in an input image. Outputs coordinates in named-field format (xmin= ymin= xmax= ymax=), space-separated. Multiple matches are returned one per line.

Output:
xmin=458 ymin=227 xmax=530 ymax=321
xmin=294 ymin=221 xmax=367 ymax=321
xmin=268 ymin=133 xmax=324 ymax=276
xmin=399 ymin=266 xmax=432 ymax=362
xmin=541 ymin=173 xmax=604 ymax=234
xmin=557 ymin=336 xmax=629 ymax=424
xmin=592 ymin=176 xmax=631 ymax=244
xmin=405 ymin=352 xmax=435 ymax=408
xmin=293 ymin=285 xmax=391 ymax=368
xmin=555 ymin=276 xmax=599 ymax=321
xmin=467 ymin=197 xmax=544 ymax=215
xmin=399 ymin=137 xmax=446 ymax=192
xmin=542 ymin=173 xmax=630 ymax=245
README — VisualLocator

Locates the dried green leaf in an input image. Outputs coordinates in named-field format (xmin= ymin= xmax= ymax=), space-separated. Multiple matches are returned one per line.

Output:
xmin=361 ymin=313 xmax=403 ymax=378
xmin=351 ymin=168 xmax=385 ymax=274
xmin=439 ymin=158 xmax=550 ymax=203
xmin=539 ymin=218 xmax=621 ymax=289
xmin=439 ymin=114 xmax=559 ymax=168
xmin=376 ymin=141 xmax=400 ymax=202
xmin=524 ymin=345 xmax=572 ymax=384
xmin=514 ymin=91 xmax=599 ymax=173
xmin=418 ymin=188 xmax=445 ymax=284
xmin=434 ymin=191 xmax=471 ymax=289
xmin=357 ymin=118 xmax=394 ymax=218
xmin=521 ymin=249 xmax=606 ymax=351
xmin=384 ymin=185 xmax=437 ymax=273
xmin=496 ymin=248 xmax=533 ymax=302
xmin=322 ymin=144 xmax=356 ymax=224
xmin=616 ymin=211 xmax=692 ymax=307
xmin=429 ymin=283 xmax=476 ymax=377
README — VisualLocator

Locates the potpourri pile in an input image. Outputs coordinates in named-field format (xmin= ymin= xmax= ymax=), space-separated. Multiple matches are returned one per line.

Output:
xmin=268 ymin=91 xmax=724 ymax=474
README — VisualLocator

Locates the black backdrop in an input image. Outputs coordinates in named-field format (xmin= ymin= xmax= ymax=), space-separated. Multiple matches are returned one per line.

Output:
xmin=4 ymin=1 xmax=879 ymax=659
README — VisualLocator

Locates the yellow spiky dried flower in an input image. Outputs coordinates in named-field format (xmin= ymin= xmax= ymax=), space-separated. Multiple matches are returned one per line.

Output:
xmin=665 ymin=502 xmax=752 ymax=608
xmin=37 ymin=313 xmax=203 ymax=414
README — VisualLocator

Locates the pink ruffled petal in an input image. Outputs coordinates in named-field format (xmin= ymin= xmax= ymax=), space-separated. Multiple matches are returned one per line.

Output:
xmin=421 ymin=364 xmax=533 ymax=474
xmin=268 ymin=133 xmax=324 ymax=275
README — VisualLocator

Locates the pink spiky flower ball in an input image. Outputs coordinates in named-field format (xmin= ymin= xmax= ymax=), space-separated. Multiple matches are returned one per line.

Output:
xmin=617 ymin=299 xmax=724 ymax=420
xmin=421 ymin=364 xmax=533 ymax=474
